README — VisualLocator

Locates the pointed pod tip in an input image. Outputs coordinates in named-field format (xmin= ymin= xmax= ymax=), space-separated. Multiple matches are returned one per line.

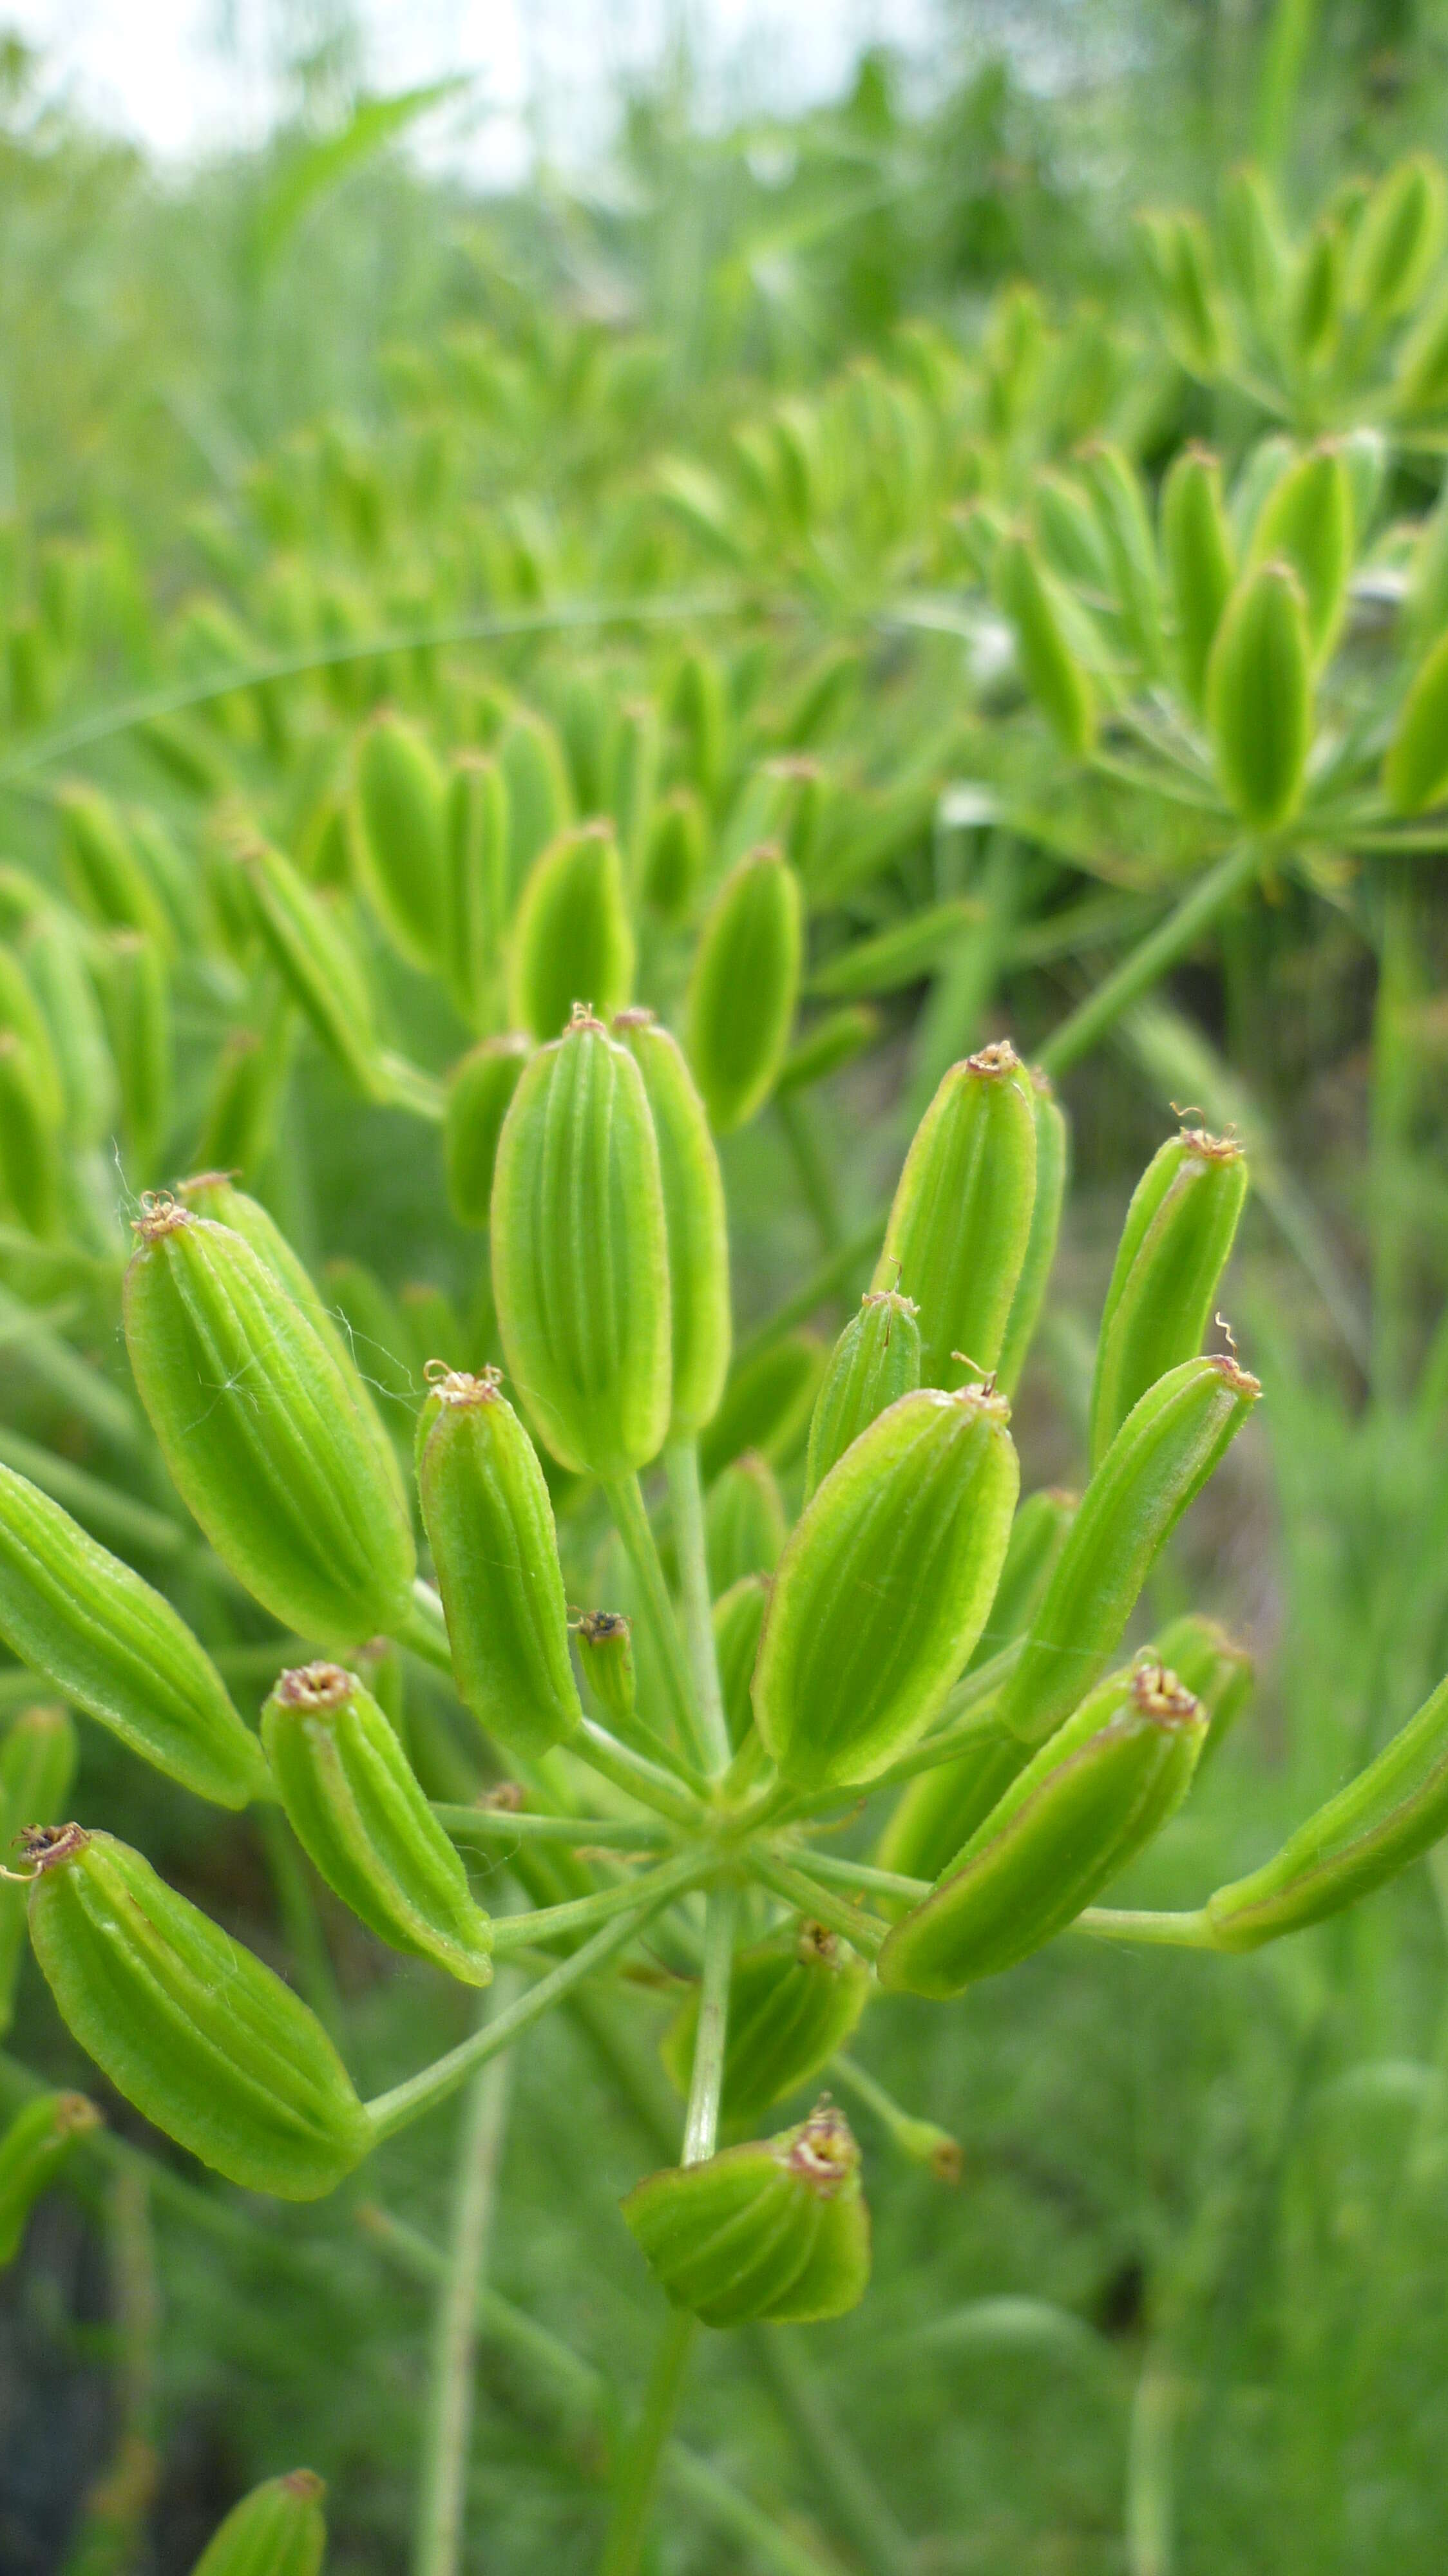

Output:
xmin=130 ymin=1191 xmax=193 ymax=1244
xmin=1130 ymin=1660 xmax=1201 ymax=1727
xmin=1211 ymin=1352 xmax=1262 ymax=1400
xmin=964 ymin=1039 xmax=1022 ymax=1079
xmin=279 ymin=2470 xmax=327 ymax=2503
xmin=423 ymin=1360 xmax=503 ymax=1409
xmin=274 ymin=1662 xmax=354 ymax=1712
xmin=53 ymin=2091 xmax=104 ymax=2137
xmin=16 ymin=1821 xmax=90 ymax=1874
xmin=1177 ymin=1122 xmax=1243 ymax=1163
xmin=783 ymin=2101 xmax=860 ymax=2198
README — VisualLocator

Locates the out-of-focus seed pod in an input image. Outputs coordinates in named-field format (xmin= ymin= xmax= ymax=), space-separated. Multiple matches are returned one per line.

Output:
xmin=353 ymin=711 xmax=446 ymax=972
xmin=756 ymin=1383 xmax=1018 ymax=1790
xmin=1000 ymin=1353 xmax=1261 ymax=1748
xmin=611 ymin=697 xmax=660 ymax=884
xmin=1205 ymin=559 xmax=1311 ymax=829
xmin=1147 ymin=1611 xmax=1252 ymax=1769
xmin=189 ymin=2470 xmax=327 ymax=2576
xmin=614 ymin=1010 xmax=730 ymax=1437
xmin=0 ymin=1705 xmax=76 ymax=2031
xmin=1248 ymin=444 xmax=1353 ymax=663
xmin=670 ymin=645 xmax=729 ymax=804
xmin=0 ymin=1463 xmax=270 ymax=1805
xmin=1088 ymin=1126 xmax=1249 ymax=1470
xmin=0 ymin=2090 xmax=101 ymax=2267
xmin=129 ymin=811 xmax=202 ymax=949
xmin=262 ymin=1662 xmax=492 ymax=1983
xmin=100 ymin=931 xmax=173 ymax=1185
xmin=136 ymin=710 xmax=230 ymax=799
xmin=508 ymin=824 xmax=634 ymax=1044
xmin=1289 ymin=219 xmax=1342 ymax=367
xmin=698 ymin=1336 xmax=823 ymax=1483
xmin=124 ymin=1201 xmax=415 ymax=1650
xmin=194 ymin=1006 xmax=296 ymax=1182
xmin=560 ymin=668 xmax=613 ymax=811
xmin=21 ymin=910 xmax=117 ymax=1150
xmin=400 ymin=1283 xmax=464 ymax=1382
xmin=1229 ymin=433 xmax=1296 ymax=553
xmin=873 ymin=1041 xmax=1038 ymax=1391
xmin=0 ymin=1036 xmax=59 ymax=1238
xmin=705 ymin=1452 xmax=788 ymax=1596
xmin=1206 ymin=1667 xmax=1448 ymax=1949
xmin=499 ymin=709 xmax=574 ymax=905
xmin=1220 ymin=165 xmax=1286 ymax=325
xmin=576 ymin=1611 xmax=636 ymax=1734
xmin=641 ymin=788 xmax=707 ymax=925
xmin=1078 ymin=442 xmax=1165 ymax=675
xmin=805 ymin=1291 xmax=922 ymax=1502
xmin=685 ymin=846 xmax=802 ymax=1133
xmin=8 ymin=620 xmax=51 ymax=728
xmin=712 ymin=1573 xmax=768 ymax=1747
xmin=444 ymin=1034 xmax=530 ymax=1231
xmin=1392 ymin=285 xmax=1448 ymax=418
xmin=775 ymin=1004 xmax=880 ymax=1097
xmin=1385 ymin=629 xmax=1448 ymax=815
xmin=1033 ymin=468 xmax=1113 ymax=590
xmin=622 ymin=2101 xmax=870 ymax=2327
xmin=491 ymin=1009 xmax=671 ymax=1479
xmin=442 ymin=752 xmax=510 ymax=1028
xmin=27 ymin=1826 xmax=372 ymax=2197
xmin=1346 ymin=153 xmax=1446 ymax=321
xmin=996 ymin=1068 xmax=1067 ymax=1400
xmin=58 ymin=786 xmax=171 ymax=950
xmin=1136 ymin=209 xmax=1226 ymax=375
xmin=879 ymin=1662 xmax=1207 ymax=1996
xmin=1341 ymin=427 xmax=1387 ymax=545
xmin=242 ymin=842 xmax=383 ymax=1099
xmin=995 ymin=533 xmax=1096 ymax=756
xmin=662 ymin=1925 xmax=870 ymax=2127
xmin=1161 ymin=444 xmax=1235 ymax=712
xmin=0 ymin=949 xmax=64 ymax=1132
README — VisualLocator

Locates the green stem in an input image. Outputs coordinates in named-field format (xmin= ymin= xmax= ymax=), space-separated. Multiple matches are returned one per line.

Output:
xmin=748 ymin=1853 xmax=887 ymax=1958
xmin=435 ymin=1804 xmax=671 ymax=1853
xmin=603 ymin=1473 xmax=706 ymax=1766
xmin=413 ymin=1975 xmax=519 ymax=2576
xmin=576 ymin=1719 xmax=709 ymax=1827
xmin=783 ymin=1850 xmax=928 ymax=1906
xmin=490 ymin=1854 xmax=707 ymax=1956
xmin=598 ymin=2309 xmax=700 ymax=2576
xmin=683 ymin=1883 xmax=738 ymax=2164
xmin=1038 ymin=840 xmax=1261 ymax=1079
xmin=665 ymin=1439 xmax=734 ymax=1775
xmin=830 ymin=2054 xmax=962 ymax=2179
xmin=746 ymin=2327 xmax=917 ymax=2576
xmin=1072 ymin=1906 xmax=1214 ymax=1947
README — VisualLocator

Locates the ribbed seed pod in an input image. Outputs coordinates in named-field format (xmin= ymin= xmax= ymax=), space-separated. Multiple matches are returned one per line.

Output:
xmin=1161 ymin=444 xmax=1235 ymax=711
xmin=1147 ymin=1612 xmax=1252 ymax=1767
xmin=1248 ymin=443 xmax=1353 ymax=662
xmin=194 ymin=1012 xmax=295 ymax=1182
xmin=879 ymin=1662 xmax=1207 ymax=1996
xmin=0 ymin=1037 xmax=59 ymax=1238
xmin=58 ymin=786 xmax=172 ymax=949
xmin=755 ymin=1384 xmax=1019 ymax=1790
xmin=262 ymin=1663 xmax=492 ymax=1983
xmin=416 ymin=1367 xmax=582 ymax=1757
xmin=26 ymin=1826 xmax=372 ymax=2199
xmin=1206 ymin=560 xmax=1312 ymax=829
xmin=996 ymin=1068 xmax=1068 ymax=1398
xmin=444 ymin=1034 xmax=531 ymax=1230
xmin=622 ymin=2102 xmax=870 ymax=2327
xmin=1088 ymin=1126 xmax=1249 ymax=1470
xmin=699 ymin=1336 xmax=823 ymax=1482
xmin=442 ymin=752 xmax=510 ymax=1028
xmin=508 ymin=824 xmax=635 ymax=1043
xmin=705 ymin=1454 xmax=788 ymax=1596
xmin=685 ymin=847 xmax=802 ymax=1133
xmin=995 ymin=533 xmax=1096 ymax=755
xmin=242 ymin=842 xmax=383 ymax=1099
xmin=873 ymin=1041 xmax=1038 ymax=1390
xmin=662 ymin=1925 xmax=870 ymax=2126
xmin=101 ymin=931 xmax=173 ymax=1184
xmin=189 ymin=2471 xmax=327 ymax=2576
xmin=576 ymin=1611 xmax=636 ymax=1734
xmin=500 ymin=710 xmax=575 ymax=905
xmin=491 ymin=1009 xmax=671 ymax=1479
xmin=0 ymin=2090 xmax=101 ymax=2266
xmin=124 ymin=1201 xmax=415 ymax=1650
xmin=1346 ymin=153 xmax=1445 ymax=320
xmin=354 ymin=711 xmax=446 ymax=971
xmin=174 ymin=1172 xmax=339 ymax=1353
xmin=614 ymin=1011 xmax=730 ymax=1437
xmin=1078 ymin=442 xmax=1164 ymax=674
xmin=805 ymin=1292 xmax=922 ymax=1501
xmin=1000 ymin=1354 xmax=1261 ymax=1748
xmin=642 ymin=788 xmax=707 ymax=924
xmin=0 ymin=1465 xmax=269 ymax=1805
xmin=712 ymin=1574 xmax=769 ymax=1747
xmin=22 ymin=909 xmax=117 ymax=1149
xmin=0 ymin=1704 xmax=77 ymax=2030
xmin=1385 ymin=629 xmax=1448 ymax=815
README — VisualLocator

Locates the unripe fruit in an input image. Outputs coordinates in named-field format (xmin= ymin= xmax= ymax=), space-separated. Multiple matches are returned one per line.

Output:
xmin=1078 ymin=442 xmax=1164 ymax=676
xmin=576 ymin=1610 xmax=636 ymax=1734
xmin=873 ymin=1041 xmax=1038 ymax=1390
xmin=685 ymin=847 xmax=802 ymax=1133
xmin=242 ymin=842 xmax=383 ymax=1099
xmin=712 ymin=1573 xmax=769 ymax=1747
xmin=101 ymin=930 xmax=173 ymax=1184
xmin=1148 ymin=1611 xmax=1252 ymax=1768
xmin=622 ymin=2101 xmax=870 ymax=2326
xmin=705 ymin=1454 xmax=788 ymax=1595
xmin=1345 ymin=153 xmax=1446 ymax=321
xmin=662 ymin=1924 xmax=870 ymax=2126
xmin=1248 ymin=442 xmax=1353 ymax=663
xmin=58 ymin=785 xmax=171 ymax=949
xmin=614 ymin=1010 xmax=730 ymax=1437
xmin=642 ymin=788 xmax=707 ymax=924
xmin=189 ymin=2470 xmax=327 ymax=2576
xmin=1206 ymin=559 xmax=1312 ymax=829
xmin=440 ymin=751 xmax=510 ymax=1028
xmin=995 ymin=533 xmax=1096 ymax=755
xmin=508 ymin=824 xmax=635 ymax=1042
xmin=499 ymin=708 xmax=574 ymax=905
xmin=805 ymin=1291 xmax=922 ymax=1501
xmin=354 ymin=710 xmax=446 ymax=971
xmin=0 ymin=1036 xmax=59 ymax=1238
xmin=21 ymin=907 xmax=117 ymax=1151
xmin=443 ymin=1034 xmax=530 ymax=1229
xmin=1088 ymin=1125 xmax=1249 ymax=1470
xmin=0 ymin=1704 xmax=76 ymax=2031
xmin=996 ymin=1068 xmax=1068 ymax=1399
xmin=0 ymin=2089 xmax=101 ymax=2267
xmin=1161 ymin=444 xmax=1235 ymax=712
xmin=1385 ymin=628 xmax=1448 ymax=815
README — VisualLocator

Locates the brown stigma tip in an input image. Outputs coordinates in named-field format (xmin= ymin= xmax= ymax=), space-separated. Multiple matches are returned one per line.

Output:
xmin=130 ymin=1191 xmax=191 ymax=1242
xmin=947 ymin=1357 xmax=1011 ymax=1422
xmin=1212 ymin=1354 xmax=1262 ymax=1399
xmin=931 ymin=2137 xmax=966 ymax=2186
xmin=478 ymin=1781 xmax=526 ymax=1813
xmin=1130 ymin=1660 xmax=1200 ymax=1727
xmin=785 ymin=2103 xmax=860 ymax=2198
xmin=795 ymin=1920 xmax=841 ymax=1968
xmin=423 ymin=1361 xmax=502 ymax=1406
xmin=17 ymin=1821 xmax=90 ymax=1874
xmin=579 ymin=1610 xmax=629 ymax=1644
xmin=53 ymin=2092 xmax=104 ymax=2137
xmin=276 ymin=1662 xmax=353 ymax=1712
xmin=280 ymin=2471 xmax=327 ymax=2503
xmin=862 ymin=1287 xmax=920 ymax=1318
xmin=566 ymin=1001 xmax=606 ymax=1035
xmin=613 ymin=1007 xmax=656 ymax=1031
xmin=965 ymin=1039 xmax=1020 ymax=1077
xmin=1179 ymin=1124 xmax=1242 ymax=1162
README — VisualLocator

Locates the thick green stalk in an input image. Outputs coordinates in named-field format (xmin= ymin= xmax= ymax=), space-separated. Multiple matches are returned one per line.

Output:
xmin=1039 ymin=841 xmax=1261 ymax=1079
xmin=665 ymin=1438 xmax=734 ymax=1774
xmin=488 ymin=1854 xmax=707 ymax=1956
xmin=598 ymin=2310 xmax=700 ymax=2576
xmin=1073 ymin=1907 xmax=1214 ymax=1948
xmin=435 ymin=1804 xmax=671 ymax=1853
xmin=785 ymin=1850 xmax=929 ymax=1905
xmin=575 ymin=1719 xmax=709 ymax=1826
xmin=604 ymin=1472 xmax=706 ymax=1765
xmin=748 ymin=1853 xmax=887 ymax=1958
xmin=683 ymin=1882 xmax=738 ymax=2164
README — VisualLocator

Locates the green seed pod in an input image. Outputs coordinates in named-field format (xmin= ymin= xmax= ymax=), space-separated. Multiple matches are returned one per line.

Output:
xmin=805 ymin=1291 xmax=922 ymax=1501
xmin=1206 ymin=1667 xmax=1448 ymax=1950
xmin=1136 ymin=209 xmax=1226 ymax=375
xmin=1392 ymin=284 xmax=1448 ymax=417
xmin=1033 ymin=468 xmax=1114 ymax=591
xmin=611 ymin=697 xmax=661 ymax=882
xmin=194 ymin=1014 xmax=296 ymax=1182
xmin=189 ymin=2470 xmax=327 ymax=2576
xmin=699 ymin=1335 xmax=824 ymax=1482
xmin=685 ymin=846 xmax=802 ymax=1133
xmin=775 ymin=1003 xmax=880 ymax=1097
xmin=8 ymin=620 xmax=51 ymax=729
xmin=1288 ymin=218 xmax=1342 ymax=367
xmin=1385 ymin=629 xmax=1448 ymax=815
xmin=242 ymin=842 xmax=383 ymax=1100
xmin=614 ymin=1010 xmax=730 ymax=1437
xmin=101 ymin=931 xmax=173 ymax=1184
xmin=1000 ymin=1353 xmax=1261 ymax=1749
xmin=262 ymin=1662 xmax=492 ymax=1984
xmin=756 ymin=1383 xmax=1018 ymax=1790
xmin=669 ymin=645 xmax=730 ymax=804
xmin=995 ymin=533 xmax=1096 ymax=757
xmin=442 ymin=752 xmax=510 ymax=1028
xmin=1346 ymin=153 xmax=1446 ymax=321
xmin=1248 ymin=444 xmax=1353 ymax=663
xmin=508 ymin=824 xmax=635 ymax=1043
xmin=1088 ymin=1126 xmax=1249 ymax=1471
xmin=173 ymin=1171 xmax=339 ymax=1353
xmin=0 ymin=1704 xmax=76 ymax=2030
xmin=417 ymin=1366 xmax=582 ymax=1756
xmin=0 ymin=1036 xmax=59 ymax=1239
xmin=491 ymin=1009 xmax=671 ymax=1479
xmin=0 ymin=947 xmax=64 ymax=1132
xmin=354 ymin=710 xmax=446 ymax=972
xmin=1220 ymin=165 xmax=1286 ymax=326
xmin=1229 ymin=433 xmax=1296 ymax=554
xmin=1078 ymin=442 xmax=1164 ymax=674
xmin=1205 ymin=559 xmax=1312 ymax=829
xmin=124 ymin=1200 xmax=415 ymax=1650
xmin=499 ymin=709 xmax=575 ymax=905
xmin=879 ymin=1662 xmax=1207 ymax=1997
xmin=58 ymin=786 xmax=171 ymax=950
xmin=641 ymin=787 xmax=707 ymax=924
xmin=0 ymin=2090 xmax=101 ymax=2267
xmin=996 ymin=1068 xmax=1068 ymax=1399
xmin=26 ymin=1825 xmax=371 ymax=2199
xmin=873 ymin=1041 xmax=1038 ymax=1390
xmin=662 ymin=1924 xmax=870 ymax=2127
xmin=444 ymin=1034 xmax=531 ymax=1229
xmin=22 ymin=908 xmax=117 ymax=1150
xmin=0 ymin=1462 xmax=270 ymax=1806
xmin=1147 ymin=1611 xmax=1252 ymax=1768
xmin=705 ymin=1452 xmax=789 ymax=1596
xmin=622 ymin=2101 xmax=870 ymax=2327
xmin=1161 ymin=444 xmax=1235 ymax=712
xmin=712 ymin=1573 xmax=769 ymax=1747
xmin=576 ymin=1610 xmax=636 ymax=1734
